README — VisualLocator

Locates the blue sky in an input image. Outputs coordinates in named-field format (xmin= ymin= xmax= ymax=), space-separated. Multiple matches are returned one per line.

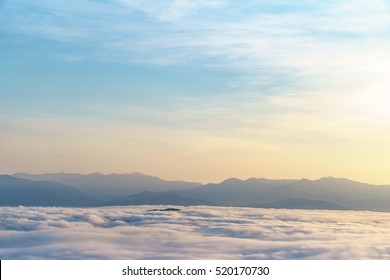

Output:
xmin=1 ymin=0 xmax=390 ymax=183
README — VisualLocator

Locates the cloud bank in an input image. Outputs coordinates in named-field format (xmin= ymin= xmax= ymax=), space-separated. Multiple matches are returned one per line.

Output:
xmin=1 ymin=206 xmax=390 ymax=259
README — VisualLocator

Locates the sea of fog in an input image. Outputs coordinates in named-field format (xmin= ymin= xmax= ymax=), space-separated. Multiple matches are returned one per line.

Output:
xmin=1 ymin=206 xmax=390 ymax=259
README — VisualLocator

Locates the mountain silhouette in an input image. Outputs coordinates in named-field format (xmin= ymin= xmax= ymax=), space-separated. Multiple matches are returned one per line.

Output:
xmin=14 ymin=172 xmax=201 ymax=200
xmin=0 ymin=175 xmax=95 ymax=206
xmin=5 ymin=173 xmax=390 ymax=211
xmin=176 ymin=177 xmax=390 ymax=211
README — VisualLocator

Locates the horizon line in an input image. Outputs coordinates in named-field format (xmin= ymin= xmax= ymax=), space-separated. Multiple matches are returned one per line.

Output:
xmin=3 ymin=171 xmax=387 ymax=186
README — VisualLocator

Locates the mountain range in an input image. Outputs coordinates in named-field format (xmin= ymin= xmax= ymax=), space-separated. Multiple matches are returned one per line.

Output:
xmin=0 ymin=175 xmax=95 ymax=207
xmin=14 ymin=172 xmax=200 ymax=200
xmin=1 ymin=172 xmax=390 ymax=211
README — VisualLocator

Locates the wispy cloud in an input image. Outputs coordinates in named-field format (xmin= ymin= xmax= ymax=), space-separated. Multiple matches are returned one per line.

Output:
xmin=4 ymin=1 xmax=390 ymax=97
xmin=2 ymin=1 xmax=390 ymax=182
xmin=115 ymin=0 xmax=227 ymax=22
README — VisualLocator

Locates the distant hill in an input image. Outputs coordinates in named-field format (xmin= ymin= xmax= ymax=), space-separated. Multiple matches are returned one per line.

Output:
xmin=14 ymin=172 xmax=202 ymax=200
xmin=177 ymin=177 xmax=298 ymax=206
xmin=253 ymin=198 xmax=349 ymax=210
xmin=102 ymin=191 xmax=211 ymax=206
xmin=0 ymin=175 xmax=95 ymax=206
xmin=176 ymin=177 xmax=390 ymax=211
xmin=287 ymin=177 xmax=390 ymax=211
xmin=5 ymin=173 xmax=390 ymax=211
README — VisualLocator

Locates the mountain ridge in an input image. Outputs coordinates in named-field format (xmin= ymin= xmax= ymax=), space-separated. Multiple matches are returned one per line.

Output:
xmin=4 ymin=172 xmax=390 ymax=211
xmin=0 ymin=175 xmax=96 ymax=206
xmin=13 ymin=172 xmax=202 ymax=200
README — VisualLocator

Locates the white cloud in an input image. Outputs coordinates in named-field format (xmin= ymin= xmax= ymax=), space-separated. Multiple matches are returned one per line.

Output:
xmin=1 ymin=206 xmax=390 ymax=259
xmin=4 ymin=1 xmax=390 ymax=111
xmin=115 ymin=0 xmax=226 ymax=22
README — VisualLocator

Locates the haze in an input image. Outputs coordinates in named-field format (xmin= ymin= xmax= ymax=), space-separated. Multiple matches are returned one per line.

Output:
xmin=1 ymin=1 xmax=390 ymax=184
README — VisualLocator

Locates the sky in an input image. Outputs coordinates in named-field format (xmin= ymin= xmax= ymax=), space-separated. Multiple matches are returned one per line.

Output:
xmin=2 ymin=205 xmax=390 ymax=259
xmin=1 ymin=0 xmax=390 ymax=184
